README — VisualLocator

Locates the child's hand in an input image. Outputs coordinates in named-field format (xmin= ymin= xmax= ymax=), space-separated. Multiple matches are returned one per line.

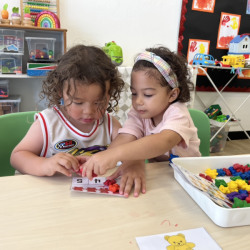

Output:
xmin=107 ymin=161 xmax=146 ymax=198
xmin=79 ymin=150 xmax=118 ymax=179
xmin=42 ymin=153 xmax=80 ymax=177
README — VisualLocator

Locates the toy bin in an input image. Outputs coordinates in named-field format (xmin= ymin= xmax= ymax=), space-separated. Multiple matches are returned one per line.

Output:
xmin=210 ymin=125 xmax=229 ymax=153
xmin=0 ymin=53 xmax=22 ymax=74
xmin=25 ymin=37 xmax=56 ymax=61
xmin=172 ymin=155 xmax=250 ymax=227
xmin=0 ymin=80 xmax=9 ymax=98
xmin=0 ymin=95 xmax=21 ymax=116
xmin=0 ymin=29 xmax=25 ymax=54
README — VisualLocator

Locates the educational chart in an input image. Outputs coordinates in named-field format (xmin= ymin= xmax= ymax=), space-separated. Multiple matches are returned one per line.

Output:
xmin=187 ymin=39 xmax=210 ymax=75
xmin=192 ymin=0 xmax=216 ymax=13
xmin=216 ymin=12 xmax=241 ymax=49
xmin=136 ymin=227 xmax=222 ymax=250
xmin=71 ymin=177 xmax=124 ymax=197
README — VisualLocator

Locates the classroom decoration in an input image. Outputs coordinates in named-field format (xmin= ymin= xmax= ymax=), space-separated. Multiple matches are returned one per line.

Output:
xmin=187 ymin=39 xmax=210 ymax=75
xmin=102 ymin=41 xmax=123 ymax=66
xmin=34 ymin=11 xmax=60 ymax=28
xmin=1 ymin=4 xmax=10 ymax=24
xmin=181 ymin=0 xmax=250 ymax=92
xmin=247 ymin=0 xmax=250 ymax=14
xmin=178 ymin=0 xmax=188 ymax=53
xmin=192 ymin=0 xmax=216 ymax=13
xmin=23 ymin=6 xmax=33 ymax=26
xmin=11 ymin=7 xmax=21 ymax=25
xmin=217 ymin=13 xmax=241 ymax=49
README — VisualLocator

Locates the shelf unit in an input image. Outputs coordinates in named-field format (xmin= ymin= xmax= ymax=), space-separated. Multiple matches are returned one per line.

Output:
xmin=0 ymin=25 xmax=67 ymax=113
xmin=192 ymin=65 xmax=250 ymax=142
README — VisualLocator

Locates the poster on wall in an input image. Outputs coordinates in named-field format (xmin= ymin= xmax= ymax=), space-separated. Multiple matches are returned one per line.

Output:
xmin=238 ymin=69 xmax=250 ymax=79
xmin=247 ymin=0 xmax=250 ymax=14
xmin=216 ymin=12 xmax=241 ymax=49
xmin=192 ymin=0 xmax=216 ymax=13
xmin=187 ymin=39 xmax=210 ymax=75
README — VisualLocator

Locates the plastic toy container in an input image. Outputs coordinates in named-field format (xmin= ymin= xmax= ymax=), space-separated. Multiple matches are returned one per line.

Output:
xmin=173 ymin=155 xmax=250 ymax=227
xmin=0 ymin=95 xmax=21 ymax=116
xmin=0 ymin=79 xmax=9 ymax=98
xmin=0 ymin=29 xmax=25 ymax=54
xmin=0 ymin=53 xmax=22 ymax=74
xmin=25 ymin=37 xmax=56 ymax=61
xmin=210 ymin=125 xmax=229 ymax=153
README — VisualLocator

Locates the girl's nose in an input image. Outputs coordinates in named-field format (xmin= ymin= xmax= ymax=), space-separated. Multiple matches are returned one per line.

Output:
xmin=136 ymin=96 xmax=144 ymax=105
xmin=84 ymin=104 xmax=95 ymax=115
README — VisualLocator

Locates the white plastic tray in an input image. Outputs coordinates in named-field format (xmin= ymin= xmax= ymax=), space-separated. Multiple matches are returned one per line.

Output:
xmin=173 ymin=155 xmax=250 ymax=228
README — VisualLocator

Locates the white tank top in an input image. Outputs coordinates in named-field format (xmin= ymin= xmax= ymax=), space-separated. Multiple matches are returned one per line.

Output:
xmin=37 ymin=106 xmax=112 ymax=158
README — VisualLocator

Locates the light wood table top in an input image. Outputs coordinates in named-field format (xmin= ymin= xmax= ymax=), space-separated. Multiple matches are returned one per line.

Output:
xmin=1 ymin=162 xmax=250 ymax=250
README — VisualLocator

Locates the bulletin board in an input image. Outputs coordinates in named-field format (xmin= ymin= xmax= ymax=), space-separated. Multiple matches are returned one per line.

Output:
xmin=181 ymin=0 xmax=250 ymax=92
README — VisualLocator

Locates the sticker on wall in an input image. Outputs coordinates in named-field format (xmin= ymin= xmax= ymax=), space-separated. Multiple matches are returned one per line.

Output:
xmin=216 ymin=12 xmax=241 ymax=49
xmin=187 ymin=39 xmax=210 ymax=76
xmin=247 ymin=0 xmax=250 ymax=14
xmin=192 ymin=0 xmax=216 ymax=13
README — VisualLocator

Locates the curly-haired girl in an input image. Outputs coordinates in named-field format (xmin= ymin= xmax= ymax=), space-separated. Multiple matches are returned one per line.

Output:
xmin=11 ymin=45 xmax=125 ymax=177
xmin=81 ymin=46 xmax=201 ymax=179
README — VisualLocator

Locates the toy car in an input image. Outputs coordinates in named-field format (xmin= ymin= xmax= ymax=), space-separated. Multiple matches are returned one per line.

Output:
xmin=215 ymin=55 xmax=245 ymax=68
xmin=192 ymin=53 xmax=216 ymax=66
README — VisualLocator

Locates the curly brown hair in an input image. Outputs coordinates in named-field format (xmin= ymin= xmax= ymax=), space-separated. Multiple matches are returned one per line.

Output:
xmin=40 ymin=44 xmax=124 ymax=113
xmin=132 ymin=46 xmax=194 ymax=103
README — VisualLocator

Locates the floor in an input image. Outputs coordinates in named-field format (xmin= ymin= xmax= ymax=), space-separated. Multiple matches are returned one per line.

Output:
xmin=210 ymin=139 xmax=250 ymax=156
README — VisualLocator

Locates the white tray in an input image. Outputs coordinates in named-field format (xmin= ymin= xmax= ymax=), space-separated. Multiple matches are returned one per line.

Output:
xmin=173 ymin=155 xmax=250 ymax=228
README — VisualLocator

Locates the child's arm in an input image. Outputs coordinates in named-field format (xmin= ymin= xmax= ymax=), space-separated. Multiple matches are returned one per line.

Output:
xmin=81 ymin=129 xmax=182 ymax=178
xmin=10 ymin=119 xmax=80 ymax=176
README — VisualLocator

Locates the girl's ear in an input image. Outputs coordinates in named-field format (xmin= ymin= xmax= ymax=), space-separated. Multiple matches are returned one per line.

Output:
xmin=169 ymin=88 xmax=180 ymax=103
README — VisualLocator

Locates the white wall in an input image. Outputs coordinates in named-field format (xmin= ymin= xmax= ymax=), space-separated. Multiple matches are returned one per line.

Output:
xmin=60 ymin=0 xmax=182 ymax=66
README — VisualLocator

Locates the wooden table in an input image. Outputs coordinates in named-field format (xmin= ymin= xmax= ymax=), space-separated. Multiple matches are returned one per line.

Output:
xmin=1 ymin=162 xmax=250 ymax=250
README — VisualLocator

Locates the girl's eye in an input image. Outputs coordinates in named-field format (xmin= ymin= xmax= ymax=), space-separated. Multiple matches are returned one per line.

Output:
xmin=144 ymin=95 xmax=153 ymax=97
xmin=74 ymin=102 xmax=83 ymax=105
xmin=131 ymin=93 xmax=137 ymax=96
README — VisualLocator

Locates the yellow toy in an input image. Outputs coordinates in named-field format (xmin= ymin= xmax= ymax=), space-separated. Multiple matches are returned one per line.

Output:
xmin=205 ymin=168 xmax=218 ymax=179
xmin=164 ymin=234 xmax=196 ymax=250
xmin=219 ymin=185 xmax=231 ymax=194
xmin=235 ymin=179 xmax=248 ymax=189
xmin=221 ymin=55 xmax=245 ymax=68
xmin=227 ymin=181 xmax=238 ymax=193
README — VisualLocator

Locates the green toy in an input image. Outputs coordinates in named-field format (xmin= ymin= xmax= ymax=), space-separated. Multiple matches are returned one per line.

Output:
xmin=215 ymin=179 xmax=227 ymax=188
xmin=230 ymin=176 xmax=242 ymax=181
xmin=232 ymin=197 xmax=250 ymax=208
xmin=102 ymin=41 xmax=123 ymax=66
xmin=204 ymin=104 xmax=221 ymax=119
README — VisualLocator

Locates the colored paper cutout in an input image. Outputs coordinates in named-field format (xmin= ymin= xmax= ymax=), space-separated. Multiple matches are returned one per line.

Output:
xmin=217 ymin=12 xmax=241 ymax=49
xmin=192 ymin=0 xmax=216 ymax=13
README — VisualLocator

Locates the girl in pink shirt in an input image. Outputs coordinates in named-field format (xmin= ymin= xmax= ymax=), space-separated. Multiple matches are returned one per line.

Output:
xmin=81 ymin=46 xmax=201 ymax=192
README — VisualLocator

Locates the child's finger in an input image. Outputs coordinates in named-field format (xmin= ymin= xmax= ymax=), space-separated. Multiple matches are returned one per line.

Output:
xmin=76 ymin=155 xmax=91 ymax=165
xmin=133 ymin=177 xmax=142 ymax=197
xmin=81 ymin=164 xmax=87 ymax=177
xmin=123 ymin=178 xmax=134 ymax=198
xmin=56 ymin=164 xmax=72 ymax=177
xmin=86 ymin=164 xmax=94 ymax=180
xmin=67 ymin=154 xmax=80 ymax=171
xmin=118 ymin=175 xmax=128 ymax=196
xmin=141 ymin=177 xmax=146 ymax=194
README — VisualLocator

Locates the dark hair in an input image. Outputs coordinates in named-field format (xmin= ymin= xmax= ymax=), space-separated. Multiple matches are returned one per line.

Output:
xmin=132 ymin=46 xmax=194 ymax=103
xmin=40 ymin=45 xmax=124 ymax=113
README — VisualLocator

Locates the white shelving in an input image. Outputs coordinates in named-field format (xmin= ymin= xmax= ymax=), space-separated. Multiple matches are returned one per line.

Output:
xmin=192 ymin=65 xmax=250 ymax=142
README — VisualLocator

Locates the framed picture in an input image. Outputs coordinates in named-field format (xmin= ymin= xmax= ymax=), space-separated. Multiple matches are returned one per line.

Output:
xmin=187 ymin=39 xmax=210 ymax=75
xmin=238 ymin=69 xmax=250 ymax=79
xmin=192 ymin=0 xmax=216 ymax=13
xmin=216 ymin=12 xmax=241 ymax=49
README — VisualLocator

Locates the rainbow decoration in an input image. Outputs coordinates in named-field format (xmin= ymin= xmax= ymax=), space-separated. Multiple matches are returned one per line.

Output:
xmin=35 ymin=11 xmax=60 ymax=28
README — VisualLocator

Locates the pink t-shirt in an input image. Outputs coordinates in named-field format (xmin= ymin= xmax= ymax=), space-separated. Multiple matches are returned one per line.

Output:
xmin=118 ymin=102 xmax=201 ymax=158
